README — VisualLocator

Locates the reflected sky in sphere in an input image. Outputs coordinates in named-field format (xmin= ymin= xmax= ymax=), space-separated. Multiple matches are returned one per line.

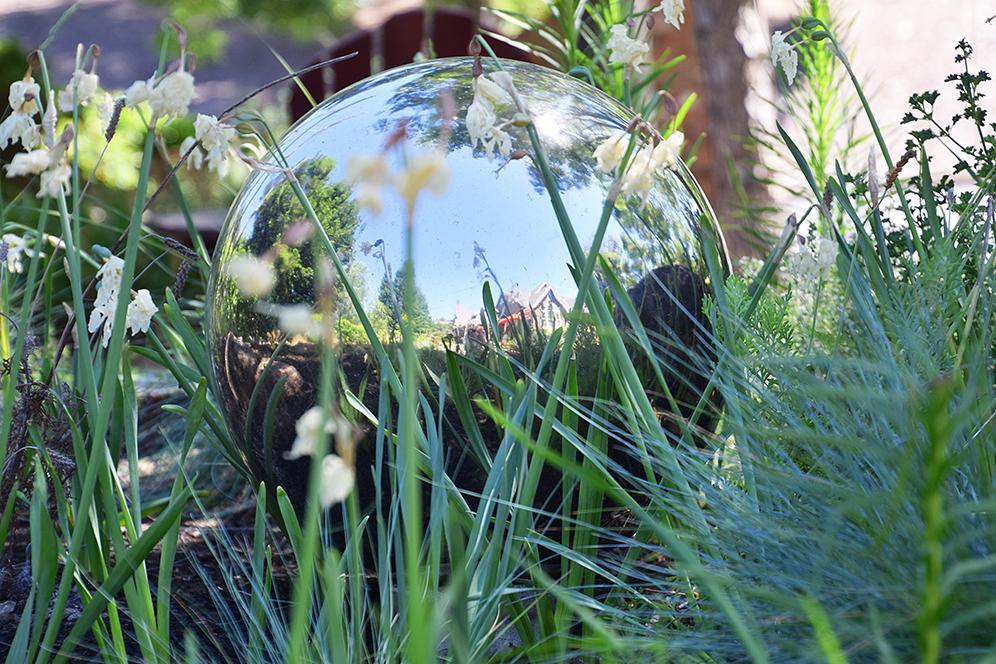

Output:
xmin=213 ymin=57 xmax=724 ymax=322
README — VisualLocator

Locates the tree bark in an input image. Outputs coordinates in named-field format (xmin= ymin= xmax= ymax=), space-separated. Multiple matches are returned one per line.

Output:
xmin=690 ymin=0 xmax=766 ymax=259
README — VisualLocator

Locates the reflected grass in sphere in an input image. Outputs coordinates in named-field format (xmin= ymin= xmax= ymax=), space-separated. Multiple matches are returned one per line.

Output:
xmin=205 ymin=57 xmax=729 ymax=508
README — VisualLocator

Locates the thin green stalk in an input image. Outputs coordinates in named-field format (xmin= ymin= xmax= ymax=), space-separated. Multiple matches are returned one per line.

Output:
xmin=38 ymin=123 xmax=158 ymax=664
xmin=286 ymin=294 xmax=337 ymax=664
xmin=400 ymin=207 xmax=430 ymax=663
xmin=0 ymin=201 xmax=50 ymax=462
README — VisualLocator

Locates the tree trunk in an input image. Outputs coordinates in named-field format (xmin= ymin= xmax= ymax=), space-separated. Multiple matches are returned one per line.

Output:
xmin=690 ymin=0 xmax=766 ymax=259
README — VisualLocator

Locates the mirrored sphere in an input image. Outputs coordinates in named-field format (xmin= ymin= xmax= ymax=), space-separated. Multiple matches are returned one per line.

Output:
xmin=206 ymin=57 xmax=729 ymax=506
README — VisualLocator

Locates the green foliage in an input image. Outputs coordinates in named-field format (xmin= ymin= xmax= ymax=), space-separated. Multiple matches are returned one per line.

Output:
xmin=219 ymin=156 xmax=360 ymax=338
xmin=248 ymin=156 xmax=360 ymax=304
xmin=335 ymin=317 xmax=366 ymax=346
xmin=4 ymin=5 xmax=996 ymax=664
xmin=146 ymin=0 xmax=350 ymax=60
xmin=376 ymin=267 xmax=433 ymax=340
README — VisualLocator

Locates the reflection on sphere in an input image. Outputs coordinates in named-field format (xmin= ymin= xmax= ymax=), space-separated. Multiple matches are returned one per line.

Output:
xmin=206 ymin=57 xmax=729 ymax=508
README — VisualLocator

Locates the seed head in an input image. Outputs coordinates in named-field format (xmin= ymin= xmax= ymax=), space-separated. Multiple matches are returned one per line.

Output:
xmin=104 ymin=97 xmax=124 ymax=142
xmin=884 ymin=149 xmax=916 ymax=190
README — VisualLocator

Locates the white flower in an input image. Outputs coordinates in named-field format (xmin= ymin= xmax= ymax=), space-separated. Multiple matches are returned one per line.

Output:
xmin=649 ymin=131 xmax=683 ymax=169
xmin=814 ymin=237 xmax=838 ymax=273
xmin=319 ymin=454 xmax=355 ymax=507
xmin=475 ymin=75 xmax=514 ymax=107
xmin=4 ymin=150 xmax=51 ymax=177
xmin=179 ymin=136 xmax=204 ymax=171
xmin=124 ymin=76 xmax=154 ymax=107
xmin=42 ymin=91 xmax=57 ymax=148
xmin=483 ymin=126 xmax=512 ymax=160
xmin=344 ymin=155 xmax=391 ymax=214
xmin=771 ymin=31 xmax=799 ymax=86
xmin=786 ymin=236 xmax=836 ymax=282
xmin=37 ymin=161 xmax=71 ymax=198
xmin=354 ymin=184 xmax=384 ymax=216
xmin=8 ymin=78 xmax=40 ymax=115
xmin=620 ymin=147 xmax=657 ymax=197
xmin=193 ymin=114 xmax=236 ymax=175
xmin=593 ymin=132 xmax=628 ymax=173
xmin=149 ymin=71 xmax=195 ymax=118
xmin=346 ymin=154 xmax=390 ymax=186
xmin=658 ymin=0 xmax=685 ymax=29
xmin=488 ymin=71 xmax=517 ymax=98
xmin=0 ymin=112 xmax=39 ymax=150
xmin=2 ymin=234 xmax=26 ymax=273
xmin=607 ymin=25 xmax=649 ymax=69
xmin=226 ymin=255 xmax=276 ymax=298
xmin=88 ymin=256 xmax=126 ymax=348
xmin=465 ymin=74 xmax=516 ymax=161
xmin=466 ymin=97 xmax=497 ymax=153
xmin=611 ymin=131 xmax=683 ymax=197
xmin=58 ymin=69 xmax=100 ymax=111
xmin=275 ymin=303 xmax=322 ymax=338
xmin=396 ymin=151 xmax=449 ymax=207
xmin=125 ymin=289 xmax=157 ymax=335
xmin=286 ymin=406 xmax=335 ymax=459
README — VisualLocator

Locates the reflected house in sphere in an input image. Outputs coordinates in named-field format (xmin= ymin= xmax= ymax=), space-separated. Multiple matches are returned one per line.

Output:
xmin=495 ymin=282 xmax=575 ymax=334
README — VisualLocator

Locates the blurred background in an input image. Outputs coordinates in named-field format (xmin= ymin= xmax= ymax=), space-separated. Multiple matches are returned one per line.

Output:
xmin=0 ymin=0 xmax=992 ymax=258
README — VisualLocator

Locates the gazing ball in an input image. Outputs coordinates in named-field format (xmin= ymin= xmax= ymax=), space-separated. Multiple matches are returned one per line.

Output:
xmin=205 ymin=57 xmax=730 ymax=507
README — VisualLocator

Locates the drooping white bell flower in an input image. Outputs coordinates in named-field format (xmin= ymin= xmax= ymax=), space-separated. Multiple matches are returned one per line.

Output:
xmin=124 ymin=76 xmax=155 ymax=108
xmin=475 ymin=75 xmax=514 ymax=107
xmin=88 ymin=255 xmax=126 ymax=348
xmin=4 ymin=150 xmax=51 ymax=177
xmin=593 ymin=132 xmax=629 ymax=173
xmin=464 ymin=73 xmax=516 ymax=161
xmin=42 ymin=91 xmax=57 ymax=148
xmin=149 ymin=70 xmax=195 ymax=118
xmin=193 ymin=114 xmax=236 ymax=175
xmin=771 ymin=31 xmax=799 ymax=85
xmin=319 ymin=454 xmax=355 ymax=507
xmin=466 ymin=97 xmax=497 ymax=153
xmin=607 ymin=25 xmax=649 ymax=69
xmin=814 ymin=237 xmax=838 ymax=274
xmin=225 ymin=255 xmax=276 ymax=298
xmin=8 ymin=78 xmax=40 ymax=115
xmin=37 ymin=161 xmax=71 ymax=199
xmin=2 ymin=234 xmax=27 ymax=273
xmin=0 ymin=112 xmax=39 ymax=150
xmin=58 ymin=69 xmax=100 ymax=111
xmin=125 ymin=288 xmax=158 ymax=335
xmin=396 ymin=151 xmax=449 ymax=208
xmin=650 ymin=131 xmax=684 ymax=169
xmin=179 ymin=136 xmax=205 ymax=171
xmin=286 ymin=406 xmax=335 ymax=459
xmin=620 ymin=147 xmax=658 ymax=197
xmin=658 ymin=0 xmax=685 ymax=29
xmin=274 ymin=303 xmax=322 ymax=339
